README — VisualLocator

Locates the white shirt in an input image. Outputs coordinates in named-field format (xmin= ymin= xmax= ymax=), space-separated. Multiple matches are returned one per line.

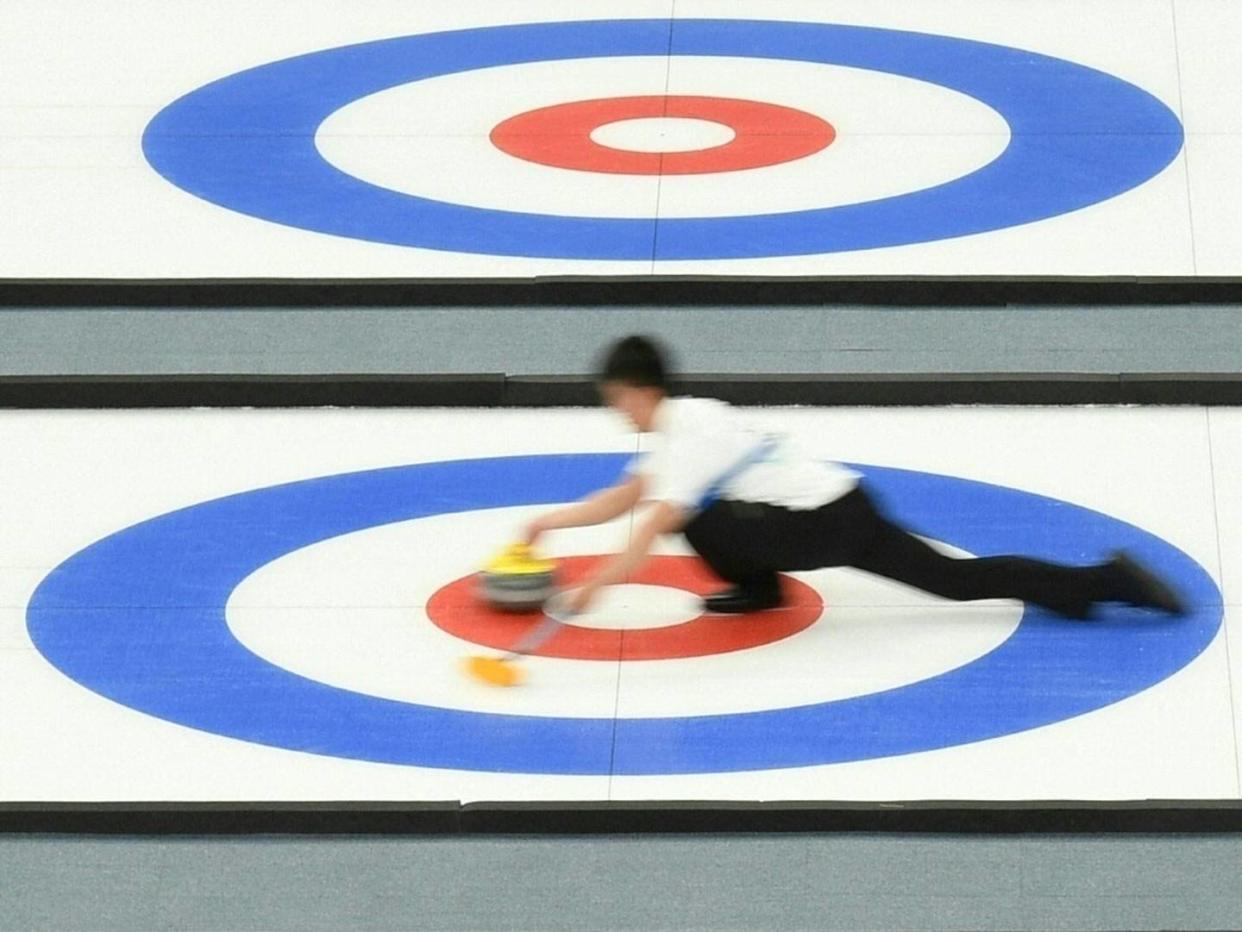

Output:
xmin=627 ymin=397 xmax=858 ymax=513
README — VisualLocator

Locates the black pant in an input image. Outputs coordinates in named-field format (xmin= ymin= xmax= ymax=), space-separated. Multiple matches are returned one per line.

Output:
xmin=682 ymin=485 xmax=1122 ymax=619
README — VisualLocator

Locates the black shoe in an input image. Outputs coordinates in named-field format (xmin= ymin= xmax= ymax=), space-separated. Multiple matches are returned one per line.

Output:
xmin=1107 ymin=551 xmax=1186 ymax=615
xmin=703 ymin=585 xmax=783 ymax=614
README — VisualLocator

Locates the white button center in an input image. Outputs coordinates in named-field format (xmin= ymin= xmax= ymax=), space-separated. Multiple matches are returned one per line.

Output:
xmin=589 ymin=117 xmax=736 ymax=153
xmin=566 ymin=583 xmax=703 ymax=631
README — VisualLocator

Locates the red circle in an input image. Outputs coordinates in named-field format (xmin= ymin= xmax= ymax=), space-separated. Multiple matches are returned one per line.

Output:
xmin=489 ymin=95 xmax=835 ymax=176
xmin=426 ymin=554 xmax=824 ymax=661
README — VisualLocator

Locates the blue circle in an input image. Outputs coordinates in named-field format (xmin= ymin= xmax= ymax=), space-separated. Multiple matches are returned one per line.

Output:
xmin=141 ymin=19 xmax=1184 ymax=260
xmin=27 ymin=454 xmax=1221 ymax=775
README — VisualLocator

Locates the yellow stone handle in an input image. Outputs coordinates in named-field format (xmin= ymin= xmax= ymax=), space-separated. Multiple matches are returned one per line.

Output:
xmin=484 ymin=541 xmax=556 ymax=575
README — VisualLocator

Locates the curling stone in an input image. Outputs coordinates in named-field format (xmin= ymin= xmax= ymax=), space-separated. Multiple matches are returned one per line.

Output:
xmin=478 ymin=543 xmax=558 ymax=612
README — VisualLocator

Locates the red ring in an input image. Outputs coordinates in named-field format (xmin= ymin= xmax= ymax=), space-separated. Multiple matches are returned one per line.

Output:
xmin=489 ymin=95 xmax=835 ymax=175
xmin=426 ymin=554 xmax=824 ymax=661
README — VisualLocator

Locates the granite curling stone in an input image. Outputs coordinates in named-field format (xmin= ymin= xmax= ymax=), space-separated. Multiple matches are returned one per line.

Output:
xmin=478 ymin=543 xmax=558 ymax=612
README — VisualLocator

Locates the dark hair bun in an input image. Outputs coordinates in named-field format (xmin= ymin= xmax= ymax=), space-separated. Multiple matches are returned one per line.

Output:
xmin=597 ymin=335 xmax=671 ymax=390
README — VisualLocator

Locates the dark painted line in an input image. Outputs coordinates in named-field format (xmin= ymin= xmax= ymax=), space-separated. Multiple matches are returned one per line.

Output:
xmin=5 ymin=373 xmax=1242 ymax=408
xmin=3 ymin=276 xmax=1242 ymax=307
xmin=6 ymin=800 xmax=1242 ymax=835
xmin=0 ymin=374 xmax=507 ymax=408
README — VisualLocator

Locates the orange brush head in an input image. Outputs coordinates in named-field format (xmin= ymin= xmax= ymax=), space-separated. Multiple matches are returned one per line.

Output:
xmin=464 ymin=654 xmax=524 ymax=687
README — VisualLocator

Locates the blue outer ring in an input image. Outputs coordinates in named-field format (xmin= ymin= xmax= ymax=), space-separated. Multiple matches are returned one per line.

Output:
xmin=26 ymin=454 xmax=1221 ymax=775
xmin=141 ymin=19 xmax=1185 ymax=260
